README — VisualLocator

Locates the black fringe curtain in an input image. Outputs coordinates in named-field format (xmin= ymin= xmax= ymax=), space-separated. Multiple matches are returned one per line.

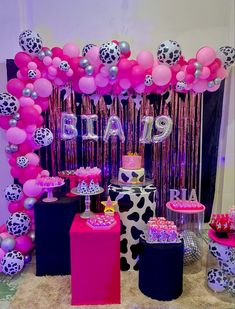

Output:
xmin=6 ymin=59 xmax=225 ymax=220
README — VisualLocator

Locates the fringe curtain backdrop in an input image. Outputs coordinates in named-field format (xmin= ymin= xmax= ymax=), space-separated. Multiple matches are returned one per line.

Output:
xmin=6 ymin=60 xmax=224 ymax=220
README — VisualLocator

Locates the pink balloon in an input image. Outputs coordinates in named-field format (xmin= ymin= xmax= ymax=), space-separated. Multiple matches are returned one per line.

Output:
xmin=63 ymin=43 xmax=80 ymax=58
xmin=100 ymin=66 xmax=109 ymax=77
xmin=27 ymin=62 xmax=37 ymax=70
xmin=134 ymin=83 xmax=145 ymax=93
xmin=176 ymin=71 xmax=185 ymax=81
xmin=8 ymin=201 xmax=23 ymax=213
xmin=6 ymin=79 xmax=25 ymax=98
xmin=137 ymin=51 xmax=154 ymax=69
xmin=52 ymin=57 xmax=61 ymax=67
xmin=51 ymin=47 xmax=63 ymax=58
xmin=6 ymin=127 xmax=27 ymax=144
xmin=200 ymin=67 xmax=210 ymax=79
xmin=15 ymin=235 xmax=33 ymax=254
xmin=23 ymin=179 xmax=42 ymax=197
xmin=66 ymin=68 xmax=73 ymax=77
xmin=33 ymin=104 xmax=42 ymax=114
xmin=25 ymin=152 xmax=40 ymax=165
xmin=118 ymin=59 xmax=132 ymax=78
xmin=185 ymin=74 xmax=195 ymax=84
xmin=36 ymin=98 xmax=49 ymax=111
xmin=26 ymin=83 xmax=34 ymax=91
xmin=0 ymin=115 xmax=11 ymax=130
xmin=48 ymin=65 xmax=57 ymax=76
xmin=119 ymin=78 xmax=131 ymax=89
xmin=186 ymin=64 xmax=196 ymax=74
xmin=196 ymin=46 xmax=216 ymax=66
xmin=95 ymin=73 xmax=109 ymax=87
xmin=43 ymin=56 xmax=52 ymax=66
xmin=86 ymin=46 xmax=102 ymax=68
xmin=217 ymin=67 xmax=228 ymax=80
xmin=207 ymin=84 xmax=220 ymax=92
xmin=0 ymin=232 xmax=12 ymax=239
xmin=25 ymin=124 xmax=37 ymax=133
xmin=152 ymin=65 xmax=172 ymax=86
xmin=130 ymin=65 xmax=146 ymax=86
xmin=79 ymin=76 xmax=96 ymax=94
xmin=192 ymin=80 xmax=208 ymax=93
xmin=19 ymin=96 xmax=34 ymax=107
xmin=14 ymin=52 xmax=32 ymax=68
xmin=34 ymin=78 xmax=53 ymax=98
xmin=20 ymin=106 xmax=40 ymax=125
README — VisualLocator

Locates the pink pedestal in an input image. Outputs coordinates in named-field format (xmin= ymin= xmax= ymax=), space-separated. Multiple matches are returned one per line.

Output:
xmin=70 ymin=213 xmax=121 ymax=306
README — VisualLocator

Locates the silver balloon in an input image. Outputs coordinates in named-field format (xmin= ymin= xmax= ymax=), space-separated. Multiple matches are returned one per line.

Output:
xmin=1 ymin=237 xmax=16 ymax=252
xmin=194 ymin=62 xmax=202 ymax=69
xmin=109 ymin=65 xmax=118 ymax=79
xmin=81 ymin=114 xmax=98 ymax=141
xmin=119 ymin=41 xmax=130 ymax=55
xmin=79 ymin=58 xmax=89 ymax=68
xmin=44 ymin=49 xmax=52 ymax=57
xmin=208 ymin=81 xmax=215 ymax=88
xmin=38 ymin=50 xmax=45 ymax=60
xmin=194 ymin=69 xmax=201 ymax=78
xmin=13 ymin=113 xmax=20 ymax=121
xmin=10 ymin=144 xmax=19 ymax=152
xmin=103 ymin=116 xmax=125 ymax=143
xmin=85 ymin=65 xmax=94 ymax=76
xmin=31 ymin=91 xmax=38 ymax=99
xmin=24 ymin=197 xmax=37 ymax=210
xmin=139 ymin=116 xmax=154 ymax=144
xmin=214 ymin=77 xmax=221 ymax=85
xmin=28 ymin=230 xmax=35 ymax=243
xmin=5 ymin=145 xmax=12 ymax=154
xmin=61 ymin=112 xmax=78 ymax=141
xmin=9 ymin=119 xmax=17 ymax=127
xmin=22 ymin=88 xmax=31 ymax=97
xmin=153 ymin=115 xmax=173 ymax=143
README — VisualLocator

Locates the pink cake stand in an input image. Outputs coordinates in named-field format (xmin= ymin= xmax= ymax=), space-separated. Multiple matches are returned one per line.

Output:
xmin=37 ymin=182 xmax=65 ymax=203
xmin=58 ymin=170 xmax=78 ymax=197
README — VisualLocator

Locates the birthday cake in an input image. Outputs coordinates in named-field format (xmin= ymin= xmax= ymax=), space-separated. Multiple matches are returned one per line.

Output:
xmin=75 ymin=167 xmax=101 ymax=194
xmin=118 ymin=152 xmax=145 ymax=184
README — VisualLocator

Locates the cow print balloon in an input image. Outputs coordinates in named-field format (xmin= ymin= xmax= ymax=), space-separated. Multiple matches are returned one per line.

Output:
xmin=207 ymin=268 xmax=228 ymax=292
xmin=1 ymin=250 xmax=24 ymax=275
xmin=209 ymin=240 xmax=233 ymax=262
xmin=157 ymin=40 xmax=182 ymax=66
xmin=6 ymin=212 xmax=31 ymax=236
xmin=145 ymin=75 xmax=153 ymax=86
xmin=99 ymin=42 xmax=121 ymax=65
xmin=227 ymin=277 xmax=235 ymax=296
xmin=4 ymin=184 xmax=23 ymax=201
xmin=82 ymin=43 xmax=96 ymax=57
xmin=16 ymin=156 xmax=29 ymax=168
xmin=33 ymin=127 xmax=53 ymax=147
xmin=181 ymin=230 xmax=201 ymax=265
xmin=28 ymin=70 xmax=37 ymax=79
xmin=19 ymin=30 xmax=42 ymax=56
xmin=176 ymin=81 xmax=186 ymax=92
xmin=217 ymin=46 xmax=235 ymax=68
xmin=59 ymin=61 xmax=70 ymax=72
xmin=219 ymin=256 xmax=235 ymax=276
xmin=0 ymin=92 xmax=19 ymax=116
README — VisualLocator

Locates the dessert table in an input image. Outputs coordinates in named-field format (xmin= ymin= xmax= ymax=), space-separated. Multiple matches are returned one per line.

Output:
xmin=70 ymin=213 xmax=120 ymax=305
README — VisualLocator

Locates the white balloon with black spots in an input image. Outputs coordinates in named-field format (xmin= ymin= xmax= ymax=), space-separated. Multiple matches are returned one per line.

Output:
xmin=0 ymin=92 xmax=19 ymax=115
xmin=82 ymin=43 xmax=96 ymax=57
xmin=33 ymin=127 xmax=53 ymax=147
xmin=227 ymin=277 xmax=235 ymax=296
xmin=144 ymin=75 xmax=153 ymax=86
xmin=209 ymin=240 xmax=233 ymax=262
xmin=59 ymin=61 xmax=70 ymax=72
xmin=1 ymin=250 xmax=24 ymax=275
xmin=219 ymin=256 xmax=235 ymax=276
xmin=16 ymin=156 xmax=29 ymax=168
xmin=99 ymin=42 xmax=121 ymax=65
xmin=19 ymin=30 xmax=42 ymax=56
xmin=6 ymin=212 xmax=31 ymax=236
xmin=28 ymin=70 xmax=37 ymax=79
xmin=157 ymin=40 xmax=182 ymax=66
xmin=217 ymin=46 xmax=235 ymax=68
xmin=4 ymin=184 xmax=23 ymax=201
xmin=207 ymin=268 xmax=228 ymax=292
xmin=176 ymin=81 xmax=186 ymax=92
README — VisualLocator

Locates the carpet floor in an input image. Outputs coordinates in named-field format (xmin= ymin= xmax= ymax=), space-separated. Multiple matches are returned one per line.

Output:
xmin=9 ymin=261 xmax=234 ymax=309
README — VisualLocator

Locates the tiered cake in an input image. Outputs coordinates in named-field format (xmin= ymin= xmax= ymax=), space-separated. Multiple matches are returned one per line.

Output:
xmin=75 ymin=167 xmax=101 ymax=194
xmin=118 ymin=153 xmax=145 ymax=184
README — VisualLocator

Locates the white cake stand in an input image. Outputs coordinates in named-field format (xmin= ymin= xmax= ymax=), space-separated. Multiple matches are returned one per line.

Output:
xmin=70 ymin=187 xmax=104 ymax=219
xmin=37 ymin=182 xmax=65 ymax=203
xmin=110 ymin=178 xmax=153 ymax=187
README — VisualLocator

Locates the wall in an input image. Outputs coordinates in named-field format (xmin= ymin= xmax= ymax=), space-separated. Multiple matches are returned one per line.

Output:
xmin=0 ymin=0 xmax=234 ymax=223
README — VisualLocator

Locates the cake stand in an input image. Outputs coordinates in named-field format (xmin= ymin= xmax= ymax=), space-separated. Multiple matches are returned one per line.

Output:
xmin=110 ymin=178 xmax=153 ymax=187
xmin=58 ymin=170 xmax=78 ymax=197
xmin=37 ymin=182 xmax=65 ymax=203
xmin=70 ymin=187 xmax=104 ymax=219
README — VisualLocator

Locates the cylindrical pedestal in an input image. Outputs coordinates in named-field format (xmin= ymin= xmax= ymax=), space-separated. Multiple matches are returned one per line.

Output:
xmin=138 ymin=238 xmax=184 ymax=301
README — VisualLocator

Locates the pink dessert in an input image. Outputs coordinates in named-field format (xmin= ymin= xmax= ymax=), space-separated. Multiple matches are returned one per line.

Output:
xmin=36 ymin=176 xmax=64 ymax=187
xmin=122 ymin=154 xmax=141 ymax=169
xmin=169 ymin=200 xmax=205 ymax=211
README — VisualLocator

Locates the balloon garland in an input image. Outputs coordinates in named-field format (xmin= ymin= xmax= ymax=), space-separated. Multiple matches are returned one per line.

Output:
xmin=0 ymin=30 xmax=234 ymax=275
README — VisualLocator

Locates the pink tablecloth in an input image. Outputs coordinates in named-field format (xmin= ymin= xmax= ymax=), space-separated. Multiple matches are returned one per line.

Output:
xmin=70 ymin=213 xmax=120 ymax=306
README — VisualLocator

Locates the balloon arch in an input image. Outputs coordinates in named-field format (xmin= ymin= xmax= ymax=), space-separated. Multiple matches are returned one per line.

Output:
xmin=0 ymin=30 xmax=234 ymax=275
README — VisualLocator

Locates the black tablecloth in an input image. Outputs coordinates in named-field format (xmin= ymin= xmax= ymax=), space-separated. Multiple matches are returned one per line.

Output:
xmin=138 ymin=238 xmax=184 ymax=301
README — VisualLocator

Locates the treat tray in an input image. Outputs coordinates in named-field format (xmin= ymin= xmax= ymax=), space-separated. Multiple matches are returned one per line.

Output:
xmin=110 ymin=178 xmax=153 ymax=187
xmin=37 ymin=182 xmax=65 ymax=189
xmin=70 ymin=187 xmax=104 ymax=196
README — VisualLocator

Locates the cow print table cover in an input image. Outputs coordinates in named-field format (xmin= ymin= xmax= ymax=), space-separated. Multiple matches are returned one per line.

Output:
xmin=109 ymin=184 xmax=156 ymax=271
